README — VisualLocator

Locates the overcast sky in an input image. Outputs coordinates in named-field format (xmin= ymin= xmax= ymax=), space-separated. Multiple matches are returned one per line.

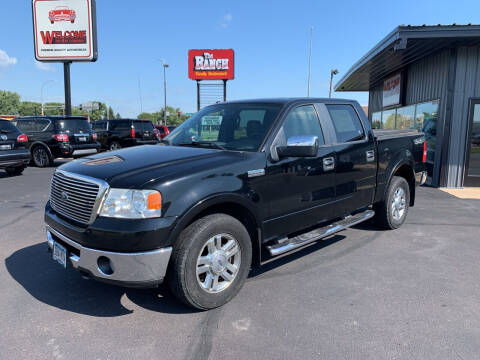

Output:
xmin=1 ymin=0 xmax=479 ymax=117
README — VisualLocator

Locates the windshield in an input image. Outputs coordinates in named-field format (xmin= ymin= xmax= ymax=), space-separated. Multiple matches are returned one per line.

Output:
xmin=166 ymin=103 xmax=283 ymax=151
xmin=57 ymin=119 xmax=92 ymax=133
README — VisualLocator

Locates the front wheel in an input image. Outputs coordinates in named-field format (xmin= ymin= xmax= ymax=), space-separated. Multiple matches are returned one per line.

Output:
xmin=374 ymin=176 xmax=410 ymax=229
xmin=109 ymin=141 xmax=121 ymax=151
xmin=168 ymin=214 xmax=252 ymax=310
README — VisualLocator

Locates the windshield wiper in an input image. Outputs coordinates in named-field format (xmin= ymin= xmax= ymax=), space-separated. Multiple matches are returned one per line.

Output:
xmin=177 ymin=141 xmax=226 ymax=150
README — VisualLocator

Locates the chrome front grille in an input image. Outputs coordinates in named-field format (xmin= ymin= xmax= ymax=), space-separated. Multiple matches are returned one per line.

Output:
xmin=50 ymin=170 xmax=107 ymax=224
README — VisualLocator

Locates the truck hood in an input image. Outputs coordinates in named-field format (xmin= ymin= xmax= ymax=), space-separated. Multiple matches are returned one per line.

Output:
xmin=57 ymin=145 xmax=257 ymax=188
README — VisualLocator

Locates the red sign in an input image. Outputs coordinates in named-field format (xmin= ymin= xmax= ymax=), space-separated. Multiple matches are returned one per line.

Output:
xmin=188 ymin=49 xmax=234 ymax=80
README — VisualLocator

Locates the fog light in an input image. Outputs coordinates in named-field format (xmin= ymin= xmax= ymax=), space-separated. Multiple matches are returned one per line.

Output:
xmin=97 ymin=256 xmax=114 ymax=276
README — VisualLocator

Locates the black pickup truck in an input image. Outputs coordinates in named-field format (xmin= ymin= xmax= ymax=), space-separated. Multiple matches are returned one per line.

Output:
xmin=45 ymin=98 xmax=427 ymax=310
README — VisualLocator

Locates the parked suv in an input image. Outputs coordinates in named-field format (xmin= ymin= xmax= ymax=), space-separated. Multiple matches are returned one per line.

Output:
xmin=0 ymin=119 xmax=30 ymax=176
xmin=92 ymin=119 xmax=159 ymax=151
xmin=13 ymin=116 xmax=100 ymax=167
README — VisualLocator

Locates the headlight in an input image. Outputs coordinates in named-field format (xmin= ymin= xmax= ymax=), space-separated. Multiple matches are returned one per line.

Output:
xmin=99 ymin=189 xmax=162 ymax=219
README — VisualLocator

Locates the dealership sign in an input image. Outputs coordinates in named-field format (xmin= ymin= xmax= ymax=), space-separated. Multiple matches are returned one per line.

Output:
xmin=188 ymin=49 xmax=234 ymax=80
xmin=32 ymin=0 xmax=97 ymax=62
xmin=383 ymin=73 xmax=401 ymax=107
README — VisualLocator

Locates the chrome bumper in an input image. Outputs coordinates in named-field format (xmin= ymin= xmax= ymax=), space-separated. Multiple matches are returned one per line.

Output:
xmin=46 ymin=225 xmax=172 ymax=287
xmin=416 ymin=171 xmax=427 ymax=186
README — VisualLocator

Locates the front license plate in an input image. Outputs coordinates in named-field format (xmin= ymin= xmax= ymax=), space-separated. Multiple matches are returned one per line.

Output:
xmin=53 ymin=241 xmax=67 ymax=268
xmin=0 ymin=144 xmax=12 ymax=150
xmin=78 ymin=137 xmax=87 ymax=142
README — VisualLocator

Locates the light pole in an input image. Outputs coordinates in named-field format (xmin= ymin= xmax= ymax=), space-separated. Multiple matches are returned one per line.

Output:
xmin=329 ymin=69 xmax=339 ymax=98
xmin=307 ymin=26 xmax=313 ymax=97
xmin=159 ymin=59 xmax=169 ymax=126
xmin=41 ymin=79 xmax=56 ymax=116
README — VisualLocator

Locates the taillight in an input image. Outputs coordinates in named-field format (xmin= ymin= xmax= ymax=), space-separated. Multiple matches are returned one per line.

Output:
xmin=154 ymin=128 xmax=160 ymax=139
xmin=53 ymin=133 xmax=69 ymax=142
xmin=92 ymin=133 xmax=97 ymax=141
xmin=130 ymin=126 xmax=135 ymax=138
xmin=422 ymin=141 xmax=427 ymax=163
xmin=17 ymin=134 xmax=28 ymax=143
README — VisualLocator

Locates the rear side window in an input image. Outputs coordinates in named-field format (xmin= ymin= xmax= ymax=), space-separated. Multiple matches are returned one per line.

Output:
xmin=111 ymin=120 xmax=130 ymax=131
xmin=282 ymin=105 xmax=325 ymax=145
xmin=326 ymin=104 xmax=365 ymax=143
xmin=15 ymin=120 xmax=36 ymax=132
xmin=35 ymin=119 xmax=51 ymax=132
xmin=0 ymin=120 xmax=19 ymax=133
xmin=92 ymin=121 xmax=107 ymax=131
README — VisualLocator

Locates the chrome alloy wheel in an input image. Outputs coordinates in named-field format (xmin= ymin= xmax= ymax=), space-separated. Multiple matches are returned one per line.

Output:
xmin=391 ymin=187 xmax=406 ymax=221
xmin=196 ymin=233 xmax=241 ymax=293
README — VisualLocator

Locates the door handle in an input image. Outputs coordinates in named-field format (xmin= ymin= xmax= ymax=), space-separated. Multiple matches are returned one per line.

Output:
xmin=366 ymin=150 xmax=375 ymax=162
xmin=323 ymin=157 xmax=335 ymax=171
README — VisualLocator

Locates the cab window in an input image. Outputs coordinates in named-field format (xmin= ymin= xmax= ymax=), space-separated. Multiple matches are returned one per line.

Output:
xmin=326 ymin=104 xmax=365 ymax=143
xmin=282 ymin=105 xmax=325 ymax=145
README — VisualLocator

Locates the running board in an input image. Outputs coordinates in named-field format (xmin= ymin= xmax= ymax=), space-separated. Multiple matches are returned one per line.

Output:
xmin=266 ymin=210 xmax=375 ymax=257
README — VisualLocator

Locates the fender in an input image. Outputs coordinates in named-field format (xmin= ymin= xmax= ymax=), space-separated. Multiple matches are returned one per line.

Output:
xmin=380 ymin=155 xmax=416 ymax=205
xmin=166 ymin=192 xmax=262 ymax=248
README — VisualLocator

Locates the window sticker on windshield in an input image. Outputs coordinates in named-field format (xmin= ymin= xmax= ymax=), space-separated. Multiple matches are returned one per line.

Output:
xmin=201 ymin=116 xmax=222 ymax=126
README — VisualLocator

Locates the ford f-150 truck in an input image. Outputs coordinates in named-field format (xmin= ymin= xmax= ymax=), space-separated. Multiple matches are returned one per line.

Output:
xmin=45 ymin=98 xmax=427 ymax=310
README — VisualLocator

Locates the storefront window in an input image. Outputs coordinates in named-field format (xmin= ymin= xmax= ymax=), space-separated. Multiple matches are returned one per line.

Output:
xmin=396 ymin=105 xmax=415 ymax=129
xmin=382 ymin=109 xmax=396 ymax=129
xmin=371 ymin=111 xmax=382 ymax=129
xmin=415 ymin=100 xmax=439 ymax=182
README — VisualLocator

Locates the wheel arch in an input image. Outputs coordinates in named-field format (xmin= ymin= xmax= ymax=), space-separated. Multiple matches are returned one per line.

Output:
xmin=30 ymin=141 xmax=53 ymax=157
xmin=387 ymin=161 xmax=416 ymax=206
xmin=167 ymin=194 xmax=262 ymax=267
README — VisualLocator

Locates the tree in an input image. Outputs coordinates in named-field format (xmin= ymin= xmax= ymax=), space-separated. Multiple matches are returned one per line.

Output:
xmin=138 ymin=106 xmax=189 ymax=126
xmin=0 ymin=91 xmax=21 ymax=114
xmin=115 ymin=113 xmax=121 ymax=119
xmin=108 ymin=106 xmax=115 ymax=120
xmin=18 ymin=101 xmax=42 ymax=116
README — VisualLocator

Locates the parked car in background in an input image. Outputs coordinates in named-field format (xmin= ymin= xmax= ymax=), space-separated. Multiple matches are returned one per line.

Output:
xmin=167 ymin=125 xmax=176 ymax=133
xmin=0 ymin=119 xmax=30 ymax=176
xmin=92 ymin=119 xmax=159 ymax=151
xmin=12 ymin=116 xmax=99 ymax=167
xmin=155 ymin=125 xmax=170 ymax=139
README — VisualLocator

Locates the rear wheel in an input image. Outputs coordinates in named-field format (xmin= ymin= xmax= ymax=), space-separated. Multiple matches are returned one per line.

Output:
xmin=32 ymin=146 xmax=52 ymax=168
xmin=5 ymin=165 xmax=25 ymax=176
xmin=109 ymin=141 xmax=121 ymax=151
xmin=168 ymin=214 xmax=252 ymax=310
xmin=374 ymin=176 xmax=410 ymax=229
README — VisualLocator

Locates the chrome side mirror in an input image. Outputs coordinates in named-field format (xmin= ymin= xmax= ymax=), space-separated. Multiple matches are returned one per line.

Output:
xmin=277 ymin=135 xmax=319 ymax=158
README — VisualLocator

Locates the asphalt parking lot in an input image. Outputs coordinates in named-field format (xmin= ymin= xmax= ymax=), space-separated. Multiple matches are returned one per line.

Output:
xmin=1 ymin=162 xmax=480 ymax=360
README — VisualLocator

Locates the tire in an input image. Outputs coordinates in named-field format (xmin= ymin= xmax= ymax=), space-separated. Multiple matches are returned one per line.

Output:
xmin=5 ymin=166 xmax=25 ymax=176
xmin=168 ymin=214 xmax=252 ymax=310
xmin=32 ymin=146 xmax=53 ymax=168
xmin=374 ymin=176 xmax=410 ymax=230
xmin=109 ymin=141 xmax=122 ymax=151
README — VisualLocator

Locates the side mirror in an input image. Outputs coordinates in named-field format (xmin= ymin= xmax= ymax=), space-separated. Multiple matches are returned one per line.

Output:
xmin=277 ymin=135 xmax=319 ymax=158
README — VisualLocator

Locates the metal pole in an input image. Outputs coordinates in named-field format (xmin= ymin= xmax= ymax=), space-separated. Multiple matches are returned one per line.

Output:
xmin=223 ymin=80 xmax=227 ymax=102
xmin=307 ymin=26 xmax=313 ymax=97
xmin=64 ymin=62 xmax=72 ymax=116
xmin=197 ymin=80 xmax=201 ymax=111
xmin=329 ymin=72 xmax=333 ymax=98
xmin=163 ymin=64 xmax=167 ymax=126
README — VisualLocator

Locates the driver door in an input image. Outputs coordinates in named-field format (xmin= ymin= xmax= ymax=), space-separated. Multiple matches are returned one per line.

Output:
xmin=263 ymin=104 xmax=336 ymax=240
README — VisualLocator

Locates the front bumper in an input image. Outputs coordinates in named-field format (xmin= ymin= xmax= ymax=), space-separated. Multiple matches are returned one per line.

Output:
xmin=46 ymin=225 xmax=172 ymax=288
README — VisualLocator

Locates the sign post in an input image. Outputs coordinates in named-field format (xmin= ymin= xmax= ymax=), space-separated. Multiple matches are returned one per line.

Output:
xmin=188 ymin=49 xmax=234 ymax=110
xmin=32 ymin=0 xmax=98 ymax=116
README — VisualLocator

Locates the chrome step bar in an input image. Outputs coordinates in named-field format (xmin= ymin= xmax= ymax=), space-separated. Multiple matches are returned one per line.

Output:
xmin=266 ymin=209 xmax=375 ymax=257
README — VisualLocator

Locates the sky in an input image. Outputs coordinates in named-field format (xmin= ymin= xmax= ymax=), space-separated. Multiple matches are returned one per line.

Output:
xmin=0 ymin=0 xmax=479 ymax=117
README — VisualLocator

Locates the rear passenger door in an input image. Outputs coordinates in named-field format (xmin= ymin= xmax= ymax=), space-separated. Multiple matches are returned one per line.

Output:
xmin=325 ymin=104 xmax=376 ymax=216
xmin=264 ymin=104 xmax=336 ymax=239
